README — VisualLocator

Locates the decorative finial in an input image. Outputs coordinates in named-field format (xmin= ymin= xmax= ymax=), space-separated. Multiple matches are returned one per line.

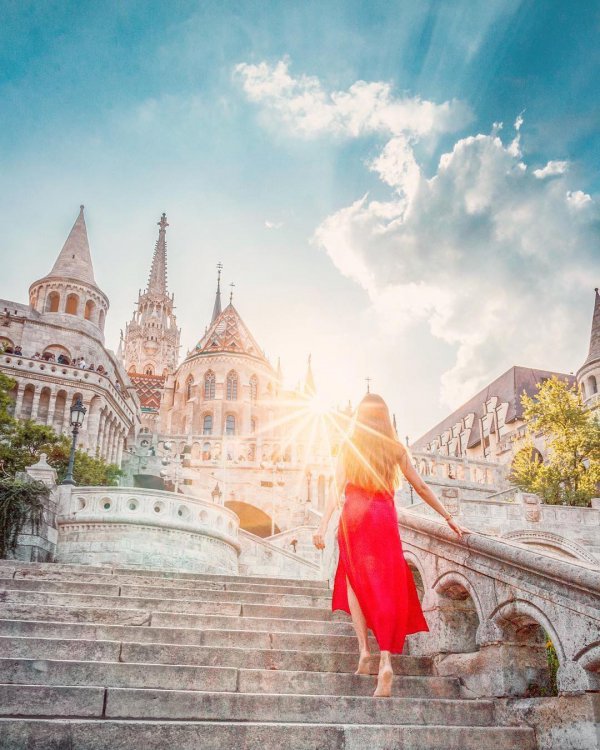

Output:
xmin=229 ymin=282 xmax=235 ymax=304
xmin=365 ymin=376 xmax=372 ymax=393
xmin=158 ymin=213 xmax=169 ymax=231
xmin=79 ymin=204 xmax=84 ymax=211
xmin=217 ymin=262 xmax=223 ymax=285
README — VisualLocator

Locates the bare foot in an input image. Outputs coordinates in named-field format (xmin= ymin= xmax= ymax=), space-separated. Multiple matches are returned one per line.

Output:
xmin=373 ymin=666 xmax=393 ymax=697
xmin=355 ymin=652 xmax=371 ymax=675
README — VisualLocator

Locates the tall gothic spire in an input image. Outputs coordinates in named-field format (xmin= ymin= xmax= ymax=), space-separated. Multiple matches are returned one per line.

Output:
xmin=304 ymin=354 xmax=316 ymax=397
xmin=211 ymin=263 xmax=223 ymax=323
xmin=584 ymin=288 xmax=600 ymax=365
xmin=48 ymin=205 xmax=96 ymax=285
xmin=147 ymin=213 xmax=168 ymax=295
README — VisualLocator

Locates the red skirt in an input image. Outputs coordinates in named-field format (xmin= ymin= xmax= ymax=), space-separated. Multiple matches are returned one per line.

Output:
xmin=332 ymin=482 xmax=429 ymax=653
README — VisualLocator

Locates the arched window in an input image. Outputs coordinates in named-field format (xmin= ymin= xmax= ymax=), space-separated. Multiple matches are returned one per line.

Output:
xmin=45 ymin=291 xmax=60 ymax=313
xmin=203 ymin=414 xmax=213 ymax=435
xmin=226 ymin=371 xmax=238 ymax=400
xmin=204 ymin=370 xmax=216 ymax=399
xmin=202 ymin=442 xmax=211 ymax=460
xmin=249 ymin=375 xmax=258 ymax=401
xmin=98 ymin=308 xmax=106 ymax=331
xmin=65 ymin=293 xmax=79 ymax=315
xmin=145 ymin=365 xmax=154 ymax=376
xmin=128 ymin=365 xmax=136 ymax=374
xmin=588 ymin=375 xmax=598 ymax=395
xmin=226 ymin=415 xmax=236 ymax=435
xmin=251 ymin=417 xmax=257 ymax=434
xmin=186 ymin=375 xmax=194 ymax=400
xmin=84 ymin=299 xmax=95 ymax=320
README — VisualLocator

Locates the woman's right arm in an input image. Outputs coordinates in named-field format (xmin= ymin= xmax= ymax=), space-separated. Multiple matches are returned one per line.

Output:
xmin=312 ymin=454 xmax=344 ymax=550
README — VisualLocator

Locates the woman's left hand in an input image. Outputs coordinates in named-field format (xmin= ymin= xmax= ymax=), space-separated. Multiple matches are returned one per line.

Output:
xmin=446 ymin=517 xmax=470 ymax=539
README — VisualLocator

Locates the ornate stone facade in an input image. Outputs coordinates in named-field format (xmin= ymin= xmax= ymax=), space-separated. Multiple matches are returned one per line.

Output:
xmin=0 ymin=207 xmax=140 ymax=463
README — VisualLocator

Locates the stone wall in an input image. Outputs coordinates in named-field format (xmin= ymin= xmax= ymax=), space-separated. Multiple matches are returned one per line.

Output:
xmin=238 ymin=529 xmax=320 ymax=580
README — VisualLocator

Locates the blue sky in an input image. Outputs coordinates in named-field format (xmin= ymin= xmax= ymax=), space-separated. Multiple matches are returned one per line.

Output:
xmin=1 ymin=1 xmax=599 ymax=439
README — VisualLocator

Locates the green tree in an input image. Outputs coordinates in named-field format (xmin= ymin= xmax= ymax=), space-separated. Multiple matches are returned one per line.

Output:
xmin=510 ymin=376 xmax=600 ymax=506
xmin=0 ymin=372 xmax=120 ymax=486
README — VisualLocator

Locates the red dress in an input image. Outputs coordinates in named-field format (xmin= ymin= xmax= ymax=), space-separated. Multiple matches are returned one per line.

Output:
xmin=332 ymin=482 xmax=429 ymax=653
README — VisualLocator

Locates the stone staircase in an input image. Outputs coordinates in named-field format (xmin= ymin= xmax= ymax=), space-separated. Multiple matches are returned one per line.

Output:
xmin=0 ymin=561 xmax=535 ymax=749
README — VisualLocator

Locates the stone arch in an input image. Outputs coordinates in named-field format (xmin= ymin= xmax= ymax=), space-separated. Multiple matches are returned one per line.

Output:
xmin=45 ymin=291 xmax=60 ymax=313
xmin=202 ymin=441 xmax=212 ymax=460
xmin=128 ymin=365 xmax=136 ymax=374
xmin=490 ymin=598 xmax=565 ymax=662
xmin=53 ymin=390 xmax=67 ymax=431
xmin=65 ymin=293 xmax=79 ymax=315
xmin=38 ymin=387 xmax=51 ymax=423
xmin=21 ymin=384 xmax=35 ymax=419
xmin=190 ymin=441 xmax=202 ymax=459
xmin=432 ymin=570 xmax=483 ymax=653
xmin=403 ymin=550 xmax=429 ymax=603
xmin=502 ymin=530 xmax=598 ymax=565
xmin=43 ymin=344 xmax=71 ymax=363
xmin=225 ymin=500 xmax=280 ymax=538
xmin=573 ymin=642 xmax=600 ymax=691
xmin=587 ymin=375 xmax=597 ymax=395
xmin=185 ymin=374 xmax=194 ymax=400
xmin=84 ymin=299 xmax=95 ymax=321
xmin=226 ymin=370 xmax=238 ymax=400
xmin=144 ymin=365 xmax=154 ymax=376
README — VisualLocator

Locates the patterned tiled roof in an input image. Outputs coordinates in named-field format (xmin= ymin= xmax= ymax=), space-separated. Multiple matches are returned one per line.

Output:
xmin=129 ymin=373 xmax=165 ymax=410
xmin=190 ymin=303 xmax=267 ymax=362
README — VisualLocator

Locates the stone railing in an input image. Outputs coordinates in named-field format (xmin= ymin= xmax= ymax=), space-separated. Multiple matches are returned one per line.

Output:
xmin=56 ymin=485 xmax=241 ymax=574
xmin=1 ymin=354 xmax=135 ymax=422
xmin=238 ymin=529 xmax=320 ymax=581
xmin=410 ymin=450 xmax=507 ymax=489
xmin=395 ymin=510 xmax=600 ymax=696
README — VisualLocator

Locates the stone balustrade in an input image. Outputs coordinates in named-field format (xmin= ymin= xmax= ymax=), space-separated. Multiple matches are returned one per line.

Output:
xmin=56 ymin=485 xmax=241 ymax=573
xmin=410 ymin=450 xmax=507 ymax=488
xmin=395 ymin=509 xmax=600 ymax=698
xmin=2 ymin=354 xmax=134 ymax=421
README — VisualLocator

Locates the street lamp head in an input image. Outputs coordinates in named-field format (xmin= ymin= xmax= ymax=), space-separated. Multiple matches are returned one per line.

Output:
xmin=69 ymin=398 xmax=86 ymax=428
xmin=211 ymin=482 xmax=223 ymax=502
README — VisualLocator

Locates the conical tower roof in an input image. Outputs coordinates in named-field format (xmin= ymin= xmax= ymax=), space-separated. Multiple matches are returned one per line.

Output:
xmin=146 ymin=213 xmax=168 ymax=295
xmin=191 ymin=303 xmax=268 ymax=363
xmin=47 ymin=205 xmax=96 ymax=285
xmin=583 ymin=288 xmax=600 ymax=366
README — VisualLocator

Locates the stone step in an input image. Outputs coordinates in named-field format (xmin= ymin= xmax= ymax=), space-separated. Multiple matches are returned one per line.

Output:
xmin=0 ymin=582 xmax=332 ymax=609
xmin=0 ymin=589 xmax=333 ymax=620
xmin=0 ymin=560 xmax=328 ymax=589
xmin=7 ymin=568 xmax=328 ymax=597
xmin=0 ymin=659 xmax=461 ymax=697
xmin=0 ymin=606 xmax=354 ymax=635
xmin=0 ymin=684 xmax=495 ymax=726
xmin=0 ymin=719 xmax=537 ymax=750
xmin=0 ymin=636 xmax=433 ymax=674
xmin=0 ymin=618 xmax=373 ymax=653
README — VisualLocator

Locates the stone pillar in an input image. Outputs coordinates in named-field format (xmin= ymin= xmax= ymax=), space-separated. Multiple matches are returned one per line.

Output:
xmin=12 ymin=454 xmax=59 ymax=563
xmin=12 ymin=382 xmax=24 ymax=418
xmin=46 ymin=389 xmax=56 ymax=427
xmin=29 ymin=388 xmax=41 ymax=421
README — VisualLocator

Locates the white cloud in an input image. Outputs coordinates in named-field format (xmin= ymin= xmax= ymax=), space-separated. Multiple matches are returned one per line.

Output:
xmin=235 ymin=58 xmax=472 ymax=139
xmin=534 ymin=160 xmax=569 ymax=179
xmin=237 ymin=59 xmax=599 ymax=412
xmin=265 ymin=220 xmax=283 ymax=230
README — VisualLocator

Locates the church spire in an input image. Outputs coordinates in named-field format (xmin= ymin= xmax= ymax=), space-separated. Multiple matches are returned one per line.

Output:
xmin=304 ymin=354 xmax=316 ymax=397
xmin=211 ymin=263 xmax=223 ymax=323
xmin=147 ymin=213 xmax=168 ymax=295
xmin=584 ymin=288 xmax=600 ymax=366
xmin=48 ymin=205 xmax=96 ymax=285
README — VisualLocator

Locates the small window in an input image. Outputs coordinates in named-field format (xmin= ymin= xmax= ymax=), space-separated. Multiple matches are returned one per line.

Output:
xmin=226 ymin=415 xmax=236 ymax=435
xmin=226 ymin=371 xmax=238 ymax=400
xmin=203 ymin=414 xmax=213 ymax=435
xmin=186 ymin=375 xmax=194 ymax=400
xmin=204 ymin=370 xmax=216 ymax=400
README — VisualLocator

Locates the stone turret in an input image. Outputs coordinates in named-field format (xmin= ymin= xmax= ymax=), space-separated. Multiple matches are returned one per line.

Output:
xmin=577 ymin=288 xmax=600 ymax=407
xmin=28 ymin=205 xmax=109 ymax=338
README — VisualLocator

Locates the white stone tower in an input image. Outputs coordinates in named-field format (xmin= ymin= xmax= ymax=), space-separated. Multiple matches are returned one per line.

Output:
xmin=123 ymin=214 xmax=180 ymax=378
xmin=28 ymin=205 xmax=109 ymax=339
xmin=577 ymin=287 xmax=600 ymax=408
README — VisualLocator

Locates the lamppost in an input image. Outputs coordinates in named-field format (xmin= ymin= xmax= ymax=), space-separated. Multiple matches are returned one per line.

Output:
xmin=62 ymin=398 xmax=87 ymax=485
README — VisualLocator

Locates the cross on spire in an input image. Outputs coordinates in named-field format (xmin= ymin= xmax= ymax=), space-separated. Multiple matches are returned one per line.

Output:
xmin=229 ymin=282 xmax=235 ymax=304
xmin=365 ymin=376 xmax=372 ymax=393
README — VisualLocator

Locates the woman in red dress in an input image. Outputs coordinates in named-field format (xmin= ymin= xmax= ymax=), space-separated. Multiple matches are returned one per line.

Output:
xmin=313 ymin=393 xmax=467 ymax=697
